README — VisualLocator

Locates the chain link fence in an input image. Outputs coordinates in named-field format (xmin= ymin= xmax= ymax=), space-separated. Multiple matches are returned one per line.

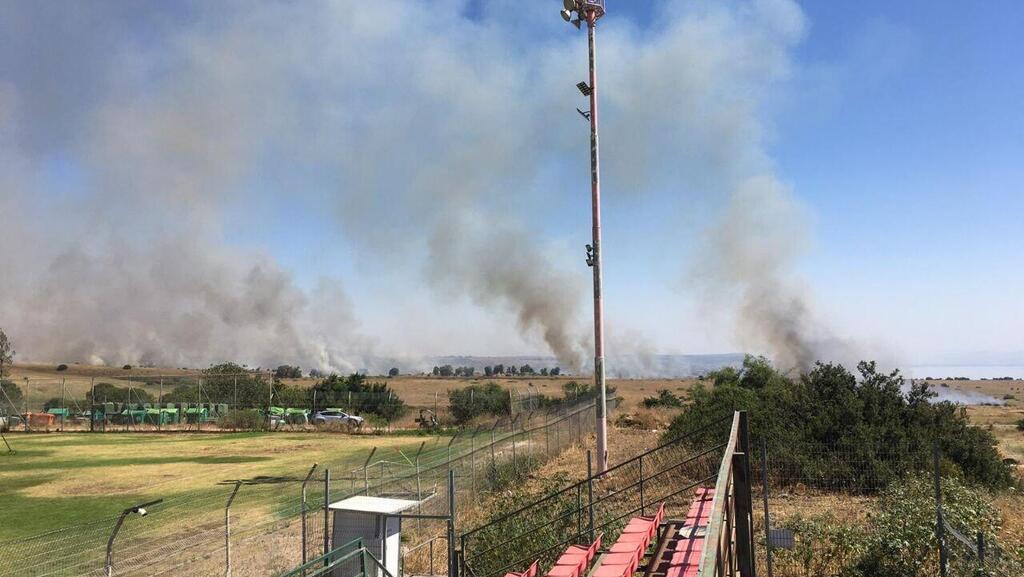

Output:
xmin=0 ymin=397 xmax=607 ymax=577
xmin=754 ymin=436 xmax=1024 ymax=577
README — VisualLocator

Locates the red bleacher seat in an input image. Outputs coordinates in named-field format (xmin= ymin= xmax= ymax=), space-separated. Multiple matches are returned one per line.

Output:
xmin=504 ymin=560 xmax=539 ymax=577
xmin=642 ymin=491 xmax=715 ymax=577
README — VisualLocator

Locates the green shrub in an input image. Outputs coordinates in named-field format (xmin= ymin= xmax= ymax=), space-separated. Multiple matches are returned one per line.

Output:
xmin=772 ymin=514 xmax=870 ymax=577
xmin=1017 ymin=419 xmax=1024 ymax=432
xmin=449 ymin=382 xmax=511 ymax=424
xmin=664 ymin=356 xmax=1013 ymax=489
xmin=641 ymin=389 xmax=684 ymax=409
xmin=775 ymin=476 xmax=1010 ymax=577
xmin=856 ymin=476 xmax=1001 ymax=577
xmin=217 ymin=409 xmax=265 ymax=430
xmin=466 ymin=472 xmax=576 ymax=577
xmin=483 ymin=454 xmax=542 ymax=493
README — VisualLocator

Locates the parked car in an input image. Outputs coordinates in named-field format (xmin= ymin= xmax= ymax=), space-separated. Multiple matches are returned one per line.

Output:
xmin=312 ymin=409 xmax=364 ymax=428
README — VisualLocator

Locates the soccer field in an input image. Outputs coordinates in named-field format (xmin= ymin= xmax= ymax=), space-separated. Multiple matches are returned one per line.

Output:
xmin=0 ymin=431 xmax=429 ymax=540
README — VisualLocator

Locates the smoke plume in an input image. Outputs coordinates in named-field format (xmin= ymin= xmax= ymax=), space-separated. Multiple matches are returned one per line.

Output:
xmin=698 ymin=176 xmax=856 ymax=371
xmin=0 ymin=0 xmax=844 ymax=373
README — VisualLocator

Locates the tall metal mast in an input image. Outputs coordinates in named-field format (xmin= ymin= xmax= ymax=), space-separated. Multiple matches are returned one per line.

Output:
xmin=561 ymin=0 xmax=608 ymax=472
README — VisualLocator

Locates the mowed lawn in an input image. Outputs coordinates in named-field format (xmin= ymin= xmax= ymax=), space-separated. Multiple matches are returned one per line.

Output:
xmin=0 ymin=432 xmax=431 ymax=540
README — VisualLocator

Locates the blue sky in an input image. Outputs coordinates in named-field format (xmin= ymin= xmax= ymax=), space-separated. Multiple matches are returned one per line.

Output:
xmin=1 ymin=0 xmax=1021 ymax=370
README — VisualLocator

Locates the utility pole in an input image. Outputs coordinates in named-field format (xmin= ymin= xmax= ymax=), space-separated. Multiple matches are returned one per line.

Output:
xmin=560 ymin=0 xmax=608 ymax=472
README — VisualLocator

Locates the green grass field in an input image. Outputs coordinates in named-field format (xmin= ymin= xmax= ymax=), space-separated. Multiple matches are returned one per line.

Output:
xmin=0 ymin=431 xmax=431 ymax=540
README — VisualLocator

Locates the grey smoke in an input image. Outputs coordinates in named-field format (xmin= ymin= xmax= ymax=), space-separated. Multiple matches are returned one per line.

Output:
xmin=697 ymin=176 xmax=859 ymax=371
xmin=0 ymin=0 xmax=836 ymax=373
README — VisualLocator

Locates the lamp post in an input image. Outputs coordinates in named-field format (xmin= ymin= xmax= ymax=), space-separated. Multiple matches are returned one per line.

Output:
xmin=560 ymin=0 xmax=608 ymax=473
xmin=105 ymin=499 xmax=163 ymax=577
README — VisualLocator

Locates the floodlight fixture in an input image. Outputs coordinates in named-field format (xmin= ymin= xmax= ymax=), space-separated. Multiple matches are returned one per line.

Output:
xmin=561 ymin=9 xmax=572 ymax=22
xmin=577 ymin=81 xmax=593 ymax=96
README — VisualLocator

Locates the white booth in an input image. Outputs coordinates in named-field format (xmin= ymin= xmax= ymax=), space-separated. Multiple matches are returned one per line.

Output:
xmin=329 ymin=496 xmax=419 ymax=577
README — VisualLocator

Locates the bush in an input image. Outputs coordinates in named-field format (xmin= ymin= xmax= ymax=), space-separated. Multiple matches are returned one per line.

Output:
xmin=641 ymin=389 xmax=684 ymax=409
xmin=775 ymin=476 xmax=1011 ymax=577
xmin=1016 ymin=419 xmax=1024 ymax=432
xmin=217 ymin=409 xmax=265 ymax=430
xmin=467 ymin=472 xmax=574 ymax=577
xmin=857 ymin=475 xmax=1001 ymax=577
xmin=56 ymin=364 xmax=68 ymax=372
xmin=274 ymin=365 xmax=303 ymax=379
xmin=87 ymin=382 xmax=154 ymax=404
xmin=122 ymin=365 xmax=132 ymax=370
xmin=388 ymin=368 xmax=400 ymax=377
xmin=0 ymin=380 xmax=23 ymax=406
xmin=483 ymin=454 xmax=542 ymax=492
xmin=449 ymin=382 xmax=511 ymax=424
xmin=664 ymin=356 xmax=1014 ymax=489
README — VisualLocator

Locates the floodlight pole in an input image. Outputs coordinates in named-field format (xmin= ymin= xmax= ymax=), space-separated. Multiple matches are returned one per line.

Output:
xmin=583 ymin=4 xmax=609 ymax=473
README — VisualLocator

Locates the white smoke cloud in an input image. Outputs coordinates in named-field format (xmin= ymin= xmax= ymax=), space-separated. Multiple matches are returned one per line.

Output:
xmin=0 ymin=0 xmax=838 ymax=373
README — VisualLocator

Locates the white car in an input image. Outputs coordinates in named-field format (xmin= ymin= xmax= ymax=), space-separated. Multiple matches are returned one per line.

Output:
xmin=312 ymin=409 xmax=364 ymax=428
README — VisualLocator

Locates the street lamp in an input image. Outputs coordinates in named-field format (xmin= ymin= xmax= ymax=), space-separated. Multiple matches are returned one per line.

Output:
xmin=105 ymin=499 xmax=163 ymax=577
xmin=559 ymin=0 xmax=609 ymax=473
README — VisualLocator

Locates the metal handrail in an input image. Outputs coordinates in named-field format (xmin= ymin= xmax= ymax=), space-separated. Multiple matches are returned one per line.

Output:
xmin=697 ymin=412 xmax=742 ymax=576
xmin=276 ymin=538 xmax=367 ymax=577
xmin=462 ymin=412 xmax=731 ymax=540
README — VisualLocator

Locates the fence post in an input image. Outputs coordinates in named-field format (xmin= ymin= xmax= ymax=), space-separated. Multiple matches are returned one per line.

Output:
xmin=301 ymin=464 xmax=319 ymax=566
xmin=639 ymin=454 xmax=645 ymax=516
xmin=762 ymin=438 xmax=774 ymax=577
xmin=90 ymin=377 xmax=96 ymax=432
xmin=490 ymin=420 xmax=498 ymax=471
xmin=158 ymin=377 xmax=163 ymax=432
xmin=586 ymin=451 xmax=595 ymax=542
xmin=934 ymin=444 xmax=948 ymax=577
xmin=363 ymin=447 xmax=377 ymax=495
xmin=733 ymin=452 xmax=755 ymax=577
xmin=448 ymin=469 xmax=458 ymax=577
xmin=576 ymin=485 xmax=583 ymax=540
xmin=225 ymin=481 xmax=242 ymax=577
xmin=977 ymin=531 xmax=986 ymax=565
xmin=471 ymin=426 xmax=482 ymax=498
xmin=324 ymin=469 xmax=332 ymax=558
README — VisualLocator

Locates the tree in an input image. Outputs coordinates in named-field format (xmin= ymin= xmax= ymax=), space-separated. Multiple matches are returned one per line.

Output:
xmin=550 ymin=367 xmax=561 ymax=376
xmin=492 ymin=364 xmax=504 ymax=376
xmin=520 ymin=364 xmax=535 ymax=376
xmin=0 ymin=380 xmax=23 ymax=409
xmin=664 ymin=356 xmax=1014 ymax=489
xmin=540 ymin=368 xmax=549 ymax=376
xmin=448 ymin=382 xmax=512 ymax=424
xmin=439 ymin=365 xmax=454 ymax=377
xmin=274 ymin=365 xmax=303 ymax=379
xmin=484 ymin=366 xmax=493 ymax=377
xmin=87 ymin=383 xmax=155 ymax=404
xmin=432 ymin=366 xmax=440 ymax=376
xmin=388 ymin=367 xmax=400 ymax=377
xmin=0 ymin=329 xmax=14 ymax=379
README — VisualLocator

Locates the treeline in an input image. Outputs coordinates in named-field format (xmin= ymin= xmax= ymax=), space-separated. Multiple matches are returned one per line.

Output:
xmin=27 ymin=363 xmax=408 ymax=422
xmin=430 ymin=364 xmax=564 ymax=377
xmin=666 ymin=356 xmax=1014 ymax=489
